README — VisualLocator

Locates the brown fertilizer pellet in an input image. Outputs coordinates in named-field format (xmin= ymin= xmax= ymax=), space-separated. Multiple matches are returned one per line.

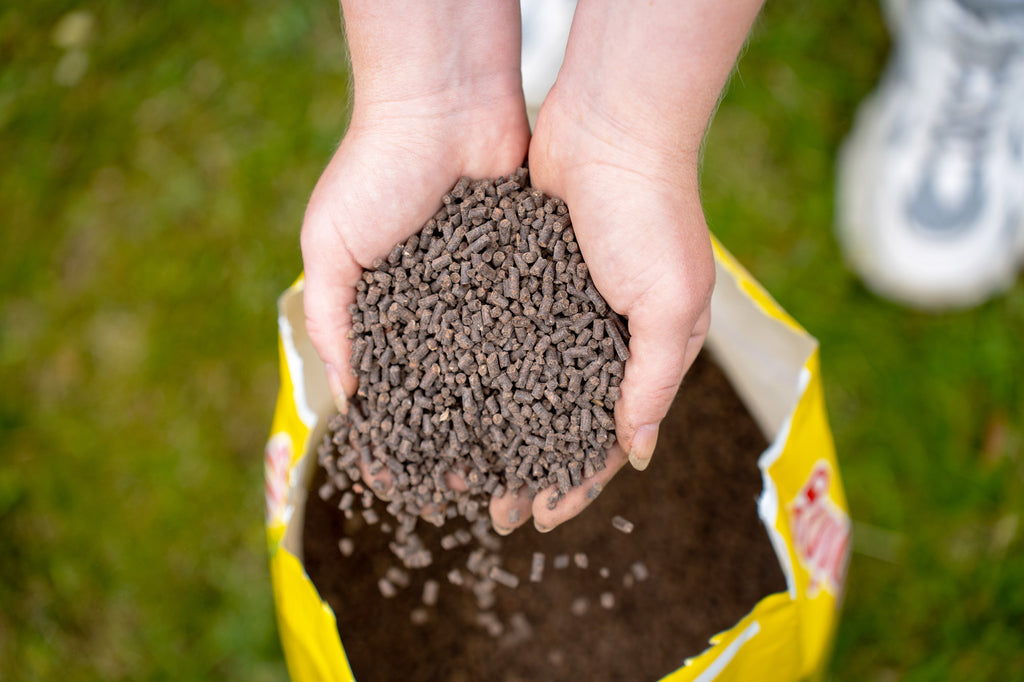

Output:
xmin=378 ymin=578 xmax=398 ymax=599
xmin=422 ymin=579 xmax=439 ymax=607
xmin=630 ymin=561 xmax=650 ymax=582
xmin=529 ymin=552 xmax=545 ymax=583
xmin=386 ymin=566 xmax=411 ymax=589
xmin=489 ymin=565 xmax=521 ymax=590
xmin=611 ymin=515 xmax=635 ymax=534
xmin=318 ymin=481 xmax=335 ymax=501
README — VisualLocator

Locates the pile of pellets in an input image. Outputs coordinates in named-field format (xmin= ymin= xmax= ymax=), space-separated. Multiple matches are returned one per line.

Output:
xmin=327 ymin=167 xmax=630 ymax=531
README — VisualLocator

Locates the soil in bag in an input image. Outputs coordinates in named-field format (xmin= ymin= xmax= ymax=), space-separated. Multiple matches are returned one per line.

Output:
xmin=303 ymin=352 xmax=787 ymax=682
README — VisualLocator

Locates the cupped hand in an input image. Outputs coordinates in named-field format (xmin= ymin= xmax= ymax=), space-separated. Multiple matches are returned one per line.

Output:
xmin=490 ymin=85 xmax=716 ymax=535
xmin=302 ymin=91 xmax=530 ymax=403
xmin=302 ymin=89 xmax=530 ymax=501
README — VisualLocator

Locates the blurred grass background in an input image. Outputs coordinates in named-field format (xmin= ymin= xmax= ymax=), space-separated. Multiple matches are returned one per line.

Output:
xmin=1 ymin=0 xmax=1021 ymax=680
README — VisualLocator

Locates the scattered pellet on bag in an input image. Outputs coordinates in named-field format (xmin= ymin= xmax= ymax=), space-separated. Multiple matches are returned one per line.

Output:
xmin=499 ymin=612 xmax=533 ymax=649
xmin=476 ymin=611 xmax=505 ymax=638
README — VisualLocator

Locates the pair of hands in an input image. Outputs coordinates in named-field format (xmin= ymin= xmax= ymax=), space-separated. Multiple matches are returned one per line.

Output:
xmin=302 ymin=0 xmax=760 ymax=534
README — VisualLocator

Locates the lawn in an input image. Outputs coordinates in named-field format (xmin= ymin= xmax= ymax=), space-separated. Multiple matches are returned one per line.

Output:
xmin=1 ymin=1 xmax=1022 ymax=680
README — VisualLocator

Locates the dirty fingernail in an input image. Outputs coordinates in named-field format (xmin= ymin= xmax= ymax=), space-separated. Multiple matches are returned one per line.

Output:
xmin=628 ymin=423 xmax=659 ymax=471
xmin=325 ymin=363 xmax=348 ymax=414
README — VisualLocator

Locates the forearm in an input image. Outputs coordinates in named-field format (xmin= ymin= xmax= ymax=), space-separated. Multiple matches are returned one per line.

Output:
xmin=341 ymin=0 xmax=524 ymax=112
xmin=559 ymin=0 xmax=764 ymax=159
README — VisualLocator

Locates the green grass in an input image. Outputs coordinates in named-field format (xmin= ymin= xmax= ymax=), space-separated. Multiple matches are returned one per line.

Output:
xmin=1 ymin=1 xmax=1022 ymax=680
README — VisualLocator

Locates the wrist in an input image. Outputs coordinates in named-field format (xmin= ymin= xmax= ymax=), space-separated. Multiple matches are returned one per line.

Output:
xmin=343 ymin=1 xmax=524 ymax=116
xmin=554 ymin=0 xmax=763 ymax=157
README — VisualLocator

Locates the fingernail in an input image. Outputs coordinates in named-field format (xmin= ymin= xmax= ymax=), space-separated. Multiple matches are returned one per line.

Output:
xmin=534 ymin=520 xmax=551 ymax=533
xmin=492 ymin=523 xmax=513 ymax=537
xmin=325 ymin=364 xmax=348 ymax=414
xmin=628 ymin=423 xmax=659 ymax=471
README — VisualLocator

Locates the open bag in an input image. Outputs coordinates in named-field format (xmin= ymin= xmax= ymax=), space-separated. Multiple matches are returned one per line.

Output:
xmin=264 ymin=238 xmax=850 ymax=681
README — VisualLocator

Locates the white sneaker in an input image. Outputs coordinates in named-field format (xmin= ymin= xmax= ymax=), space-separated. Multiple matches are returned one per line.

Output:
xmin=835 ymin=0 xmax=1024 ymax=310
xmin=520 ymin=0 xmax=576 ymax=123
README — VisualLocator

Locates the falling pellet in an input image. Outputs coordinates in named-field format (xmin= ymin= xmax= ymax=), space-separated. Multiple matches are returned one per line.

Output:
xmin=385 ymin=566 xmax=410 ymax=589
xmin=489 ymin=565 xmax=521 ymax=589
xmin=318 ymin=481 xmax=335 ymax=501
xmin=530 ymin=552 xmax=545 ymax=583
xmin=611 ymin=515 xmax=635 ymax=534
xmin=422 ymin=579 xmax=439 ymax=606
xmin=600 ymin=592 xmax=616 ymax=609
xmin=377 ymin=578 xmax=397 ymax=599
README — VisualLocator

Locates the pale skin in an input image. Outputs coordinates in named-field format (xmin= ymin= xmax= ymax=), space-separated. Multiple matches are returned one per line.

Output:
xmin=301 ymin=0 xmax=765 ymax=534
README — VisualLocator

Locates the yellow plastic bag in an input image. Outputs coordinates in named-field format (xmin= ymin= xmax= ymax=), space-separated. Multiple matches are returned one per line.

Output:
xmin=265 ymin=238 xmax=850 ymax=681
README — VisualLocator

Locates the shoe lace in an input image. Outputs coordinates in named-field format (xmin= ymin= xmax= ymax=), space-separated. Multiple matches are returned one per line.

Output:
xmin=931 ymin=38 xmax=1015 ymax=149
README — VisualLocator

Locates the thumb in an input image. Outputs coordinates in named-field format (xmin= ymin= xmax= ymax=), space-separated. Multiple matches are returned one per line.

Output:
xmin=614 ymin=240 xmax=714 ymax=472
xmin=300 ymin=199 xmax=364 ymax=414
